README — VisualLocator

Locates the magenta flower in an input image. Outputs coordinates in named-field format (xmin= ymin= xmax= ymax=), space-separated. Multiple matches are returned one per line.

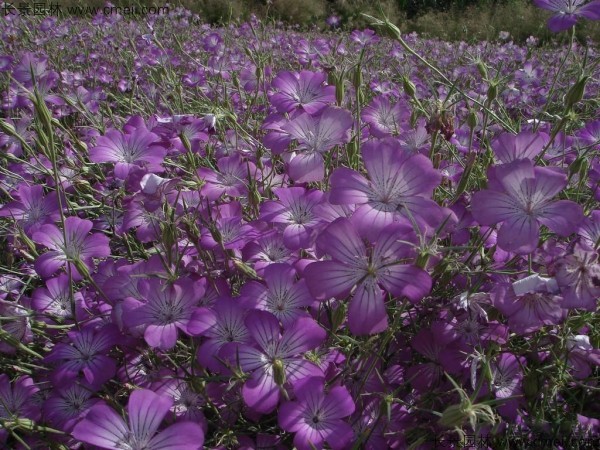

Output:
xmin=240 ymin=263 xmax=314 ymax=327
xmin=0 ymin=375 xmax=40 ymax=442
xmin=361 ymin=96 xmax=409 ymax=138
xmin=260 ymin=187 xmax=325 ymax=250
xmin=350 ymin=29 xmax=380 ymax=46
xmin=44 ymin=383 xmax=100 ymax=431
xmin=122 ymin=278 xmax=205 ymax=350
xmin=32 ymin=273 xmax=85 ymax=320
xmin=187 ymin=296 xmax=251 ymax=373
xmin=44 ymin=324 xmax=119 ymax=389
xmin=89 ymin=127 xmax=166 ymax=179
xmin=72 ymin=388 xmax=204 ymax=450
xmin=197 ymin=154 xmax=256 ymax=200
xmin=471 ymin=159 xmax=583 ymax=254
xmin=222 ymin=310 xmax=325 ymax=413
xmin=489 ymin=353 xmax=525 ymax=399
xmin=32 ymin=216 xmax=111 ymax=279
xmin=565 ymin=335 xmax=600 ymax=379
xmin=278 ymin=377 xmax=355 ymax=450
xmin=554 ymin=245 xmax=600 ymax=310
xmin=534 ymin=0 xmax=600 ymax=32
xmin=578 ymin=210 xmax=600 ymax=249
xmin=405 ymin=322 xmax=466 ymax=392
xmin=329 ymin=138 xmax=447 ymax=239
xmin=491 ymin=131 xmax=549 ymax=164
xmin=281 ymin=106 xmax=353 ymax=182
xmin=270 ymin=70 xmax=335 ymax=115
xmin=491 ymin=274 xmax=565 ymax=334
xmin=242 ymin=229 xmax=296 ymax=275
xmin=304 ymin=218 xmax=431 ymax=335
xmin=0 ymin=183 xmax=60 ymax=232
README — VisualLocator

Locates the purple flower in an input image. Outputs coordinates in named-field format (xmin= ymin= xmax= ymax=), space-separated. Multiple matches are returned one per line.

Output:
xmin=578 ymin=210 xmax=600 ymax=249
xmin=44 ymin=324 xmax=119 ymax=389
xmin=241 ymin=263 xmax=314 ymax=327
xmin=72 ymin=388 xmax=204 ymax=450
xmin=361 ymin=96 xmax=409 ymax=138
xmin=89 ymin=127 xmax=166 ymax=179
xmin=278 ymin=377 xmax=355 ymax=450
xmin=222 ymin=310 xmax=325 ymax=413
xmin=122 ymin=278 xmax=205 ymax=350
xmin=242 ymin=229 xmax=296 ymax=275
xmin=534 ymin=0 xmax=600 ymax=32
xmin=44 ymin=383 xmax=100 ymax=431
xmin=260 ymin=187 xmax=325 ymax=250
xmin=0 ymin=183 xmax=61 ymax=232
xmin=565 ymin=335 xmax=600 ymax=379
xmin=491 ymin=274 xmax=565 ymax=334
xmin=350 ymin=29 xmax=380 ymax=46
xmin=492 ymin=131 xmax=549 ymax=164
xmin=0 ymin=375 xmax=40 ymax=442
xmin=304 ymin=218 xmax=431 ymax=335
xmin=281 ymin=107 xmax=353 ymax=183
xmin=489 ymin=353 xmax=525 ymax=399
xmin=405 ymin=322 xmax=466 ymax=392
xmin=329 ymin=138 xmax=447 ymax=239
xmin=270 ymin=71 xmax=335 ymax=115
xmin=200 ymin=202 xmax=259 ymax=250
xmin=187 ymin=296 xmax=251 ymax=373
xmin=470 ymin=159 xmax=583 ymax=254
xmin=197 ymin=155 xmax=257 ymax=200
xmin=32 ymin=273 xmax=85 ymax=320
xmin=33 ymin=216 xmax=111 ymax=279
xmin=154 ymin=377 xmax=208 ymax=429
xmin=554 ymin=245 xmax=600 ymax=310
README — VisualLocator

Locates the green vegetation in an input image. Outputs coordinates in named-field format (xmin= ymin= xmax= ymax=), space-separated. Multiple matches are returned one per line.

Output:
xmin=60 ymin=0 xmax=600 ymax=43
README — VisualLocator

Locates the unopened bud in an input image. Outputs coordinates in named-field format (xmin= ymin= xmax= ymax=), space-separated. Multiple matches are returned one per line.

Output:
xmin=564 ymin=76 xmax=589 ymax=111
xmin=487 ymin=82 xmax=498 ymax=103
xmin=273 ymin=358 xmax=286 ymax=386
xmin=467 ymin=110 xmax=478 ymax=130
xmin=476 ymin=61 xmax=488 ymax=79
xmin=402 ymin=76 xmax=416 ymax=99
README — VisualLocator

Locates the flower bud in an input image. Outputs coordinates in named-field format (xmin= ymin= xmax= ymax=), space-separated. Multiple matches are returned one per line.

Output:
xmin=402 ymin=76 xmax=416 ymax=99
xmin=273 ymin=358 xmax=286 ymax=386
xmin=564 ymin=76 xmax=589 ymax=111
xmin=467 ymin=110 xmax=478 ymax=130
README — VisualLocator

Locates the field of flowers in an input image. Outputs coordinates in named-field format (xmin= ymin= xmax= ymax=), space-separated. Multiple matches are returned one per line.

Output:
xmin=1 ymin=1 xmax=600 ymax=449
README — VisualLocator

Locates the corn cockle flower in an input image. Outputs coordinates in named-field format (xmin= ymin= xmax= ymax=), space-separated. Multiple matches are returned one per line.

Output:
xmin=361 ymin=96 xmax=409 ymax=138
xmin=280 ymin=106 xmax=353 ymax=183
xmin=32 ymin=216 xmax=111 ymax=279
xmin=89 ymin=127 xmax=166 ymax=179
xmin=0 ymin=375 xmax=40 ymax=442
xmin=491 ymin=273 xmax=566 ymax=334
xmin=278 ymin=377 xmax=355 ymax=450
xmin=187 ymin=296 xmax=251 ymax=373
xmin=240 ymin=263 xmax=314 ymax=327
xmin=0 ymin=183 xmax=61 ymax=232
xmin=491 ymin=131 xmax=549 ymax=164
xmin=304 ymin=218 xmax=432 ymax=335
xmin=221 ymin=310 xmax=326 ymax=414
xmin=259 ymin=187 xmax=325 ymax=250
xmin=43 ymin=383 xmax=101 ymax=431
xmin=270 ymin=70 xmax=335 ymax=115
xmin=44 ymin=324 xmax=120 ymax=390
xmin=122 ymin=278 xmax=206 ymax=351
xmin=197 ymin=155 xmax=257 ymax=201
xmin=470 ymin=159 xmax=583 ymax=254
xmin=72 ymin=388 xmax=205 ymax=450
xmin=554 ymin=244 xmax=600 ymax=310
xmin=329 ymin=138 xmax=449 ymax=240
xmin=534 ymin=0 xmax=600 ymax=32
